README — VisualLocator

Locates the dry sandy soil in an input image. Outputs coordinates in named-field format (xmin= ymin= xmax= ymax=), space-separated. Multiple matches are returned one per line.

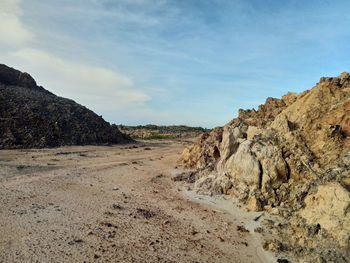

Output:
xmin=0 ymin=140 xmax=273 ymax=263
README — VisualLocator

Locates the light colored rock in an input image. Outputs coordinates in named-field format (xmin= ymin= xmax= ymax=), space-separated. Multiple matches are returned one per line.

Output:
xmin=224 ymin=140 xmax=261 ymax=191
xmin=219 ymin=126 xmax=237 ymax=161
xmin=224 ymin=139 xmax=288 ymax=196
xmin=180 ymin=146 xmax=197 ymax=168
xmin=252 ymin=143 xmax=288 ymax=192
xmin=216 ymin=175 xmax=233 ymax=195
xmin=300 ymin=182 xmax=350 ymax=247
xmin=217 ymin=126 xmax=238 ymax=173
xmin=269 ymin=207 xmax=280 ymax=215
xmin=194 ymin=175 xmax=215 ymax=195
xmin=281 ymin=92 xmax=298 ymax=106
xmin=270 ymin=113 xmax=291 ymax=134
xmin=194 ymin=174 xmax=232 ymax=195
xmin=180 ymin=127 xmax=223 ymax=169
xmin=246 ymin=196 xmax=262 ymax=212
xmin=246 ymin=126 xmax=262 ymax=140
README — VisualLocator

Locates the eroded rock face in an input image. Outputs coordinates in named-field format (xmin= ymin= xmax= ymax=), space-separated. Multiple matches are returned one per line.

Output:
xmin=225 ymin=140 xmax=261 ymax=193
xmin=180 ymin=127 xmax=223 ymax=169
xmin=179 ymin=72 xmax=350 ymax=255
xmin=194 ymin=174 xmax=232 ymax=195
xmin=300 ymin=182 xmax=350 ymax=247
xmin=0 ymin=64 xmax=132 ymax=148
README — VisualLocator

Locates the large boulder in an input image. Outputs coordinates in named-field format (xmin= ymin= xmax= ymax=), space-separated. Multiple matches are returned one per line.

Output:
xmin=221 ymin=137 xmax=288 ymax=200
xmin=224 ymin=140 xmax=261 ymax=195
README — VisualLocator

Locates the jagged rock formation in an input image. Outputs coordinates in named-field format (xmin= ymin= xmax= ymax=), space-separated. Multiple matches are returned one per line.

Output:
xmin=0 ymin=64 xmax=132 ymax=149
xmin=179 ymin=72 xmax=350 ymax=261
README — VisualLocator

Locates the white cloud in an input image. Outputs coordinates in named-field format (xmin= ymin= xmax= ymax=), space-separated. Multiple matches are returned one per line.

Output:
xmin=11 ymin=48 xmax=150 ymax=109
xmin=0 ymin=0 xmax=34 ymax=47
xmin=0 ymin=0 xmax=152 ymax=117
xmin=0 ymin=0 xmax=168 ymax=110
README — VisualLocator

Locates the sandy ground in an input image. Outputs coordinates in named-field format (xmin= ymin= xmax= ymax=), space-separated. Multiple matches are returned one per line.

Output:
xmin=0 ymin=140 xmax=273 ymax=263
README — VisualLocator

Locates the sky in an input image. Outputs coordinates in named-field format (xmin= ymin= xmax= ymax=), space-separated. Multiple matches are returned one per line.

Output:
xmin=1 ymin=0 xmax=350 ymax=128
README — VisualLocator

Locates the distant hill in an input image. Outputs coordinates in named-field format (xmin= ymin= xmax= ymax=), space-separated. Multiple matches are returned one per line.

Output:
xmin=118 ymin=124 xmax=210 ymax=139
xmin=0 ymin=64 xmax=132 ymax=149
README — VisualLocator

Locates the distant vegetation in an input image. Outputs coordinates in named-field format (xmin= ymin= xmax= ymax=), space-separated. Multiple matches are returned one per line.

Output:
xmin=118 ymin=125 xmax=210 ymax=140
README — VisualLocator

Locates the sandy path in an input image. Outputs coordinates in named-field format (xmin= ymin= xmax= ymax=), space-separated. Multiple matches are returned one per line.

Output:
xmin=0 ymin=140 xmax=267 ymax=263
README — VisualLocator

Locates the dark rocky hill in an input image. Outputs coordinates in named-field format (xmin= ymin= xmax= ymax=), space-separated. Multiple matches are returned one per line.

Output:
xmin=0 ymin=64 xmax=132 ymax=149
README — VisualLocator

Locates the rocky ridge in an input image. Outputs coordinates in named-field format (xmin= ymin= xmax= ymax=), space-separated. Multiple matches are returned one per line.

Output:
xmin=0 ymin=64 xmax=132 ymax=149
xmin=179 ymin=72 xmax=350 ymax=262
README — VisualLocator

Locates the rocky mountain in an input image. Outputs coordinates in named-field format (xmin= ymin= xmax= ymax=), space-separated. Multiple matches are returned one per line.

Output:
xmin=179 ymin=73 xmax=350 ymax=262
xmin=118 ymin=124 xmax=209 ymax=139
xmin=0 ymin=64 xmax=132 ymax=149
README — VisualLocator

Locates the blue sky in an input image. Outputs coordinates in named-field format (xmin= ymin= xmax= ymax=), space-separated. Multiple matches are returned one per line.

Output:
xmin=1 ymin=0 xmax=350 ymax=128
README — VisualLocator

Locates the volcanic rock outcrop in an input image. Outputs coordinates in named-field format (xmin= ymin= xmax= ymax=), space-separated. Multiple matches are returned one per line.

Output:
xmin=179 ymin=72 xmax=350 ymax=262
xmin=0 ymin=64 xmax=132 ymax=149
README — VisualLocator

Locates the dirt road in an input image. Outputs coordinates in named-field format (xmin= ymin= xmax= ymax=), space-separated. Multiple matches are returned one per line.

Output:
xmin=0 ymin=140 xmax=268 ymax=263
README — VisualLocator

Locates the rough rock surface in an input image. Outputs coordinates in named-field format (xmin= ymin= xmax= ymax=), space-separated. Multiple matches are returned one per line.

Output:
xmin=179 ymin=72 xmax=350 ymax=261
xmin=180 ymin=127 xmax=223 ymax=170
xmin=300 ymin=182 xmax=350 ymax=247
xmin=0 ymin=64 xmax=132 ymax=148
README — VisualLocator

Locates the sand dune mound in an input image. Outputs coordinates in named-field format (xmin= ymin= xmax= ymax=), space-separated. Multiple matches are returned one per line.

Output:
xmin=0 ymin=64 xmax=132 ymax=149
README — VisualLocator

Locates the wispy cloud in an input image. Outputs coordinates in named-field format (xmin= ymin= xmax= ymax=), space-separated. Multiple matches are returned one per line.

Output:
xmin=11 ymin=48 xmax=150 ymax=109
xmin=0 ymin=0 xmax=34 ymax=47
